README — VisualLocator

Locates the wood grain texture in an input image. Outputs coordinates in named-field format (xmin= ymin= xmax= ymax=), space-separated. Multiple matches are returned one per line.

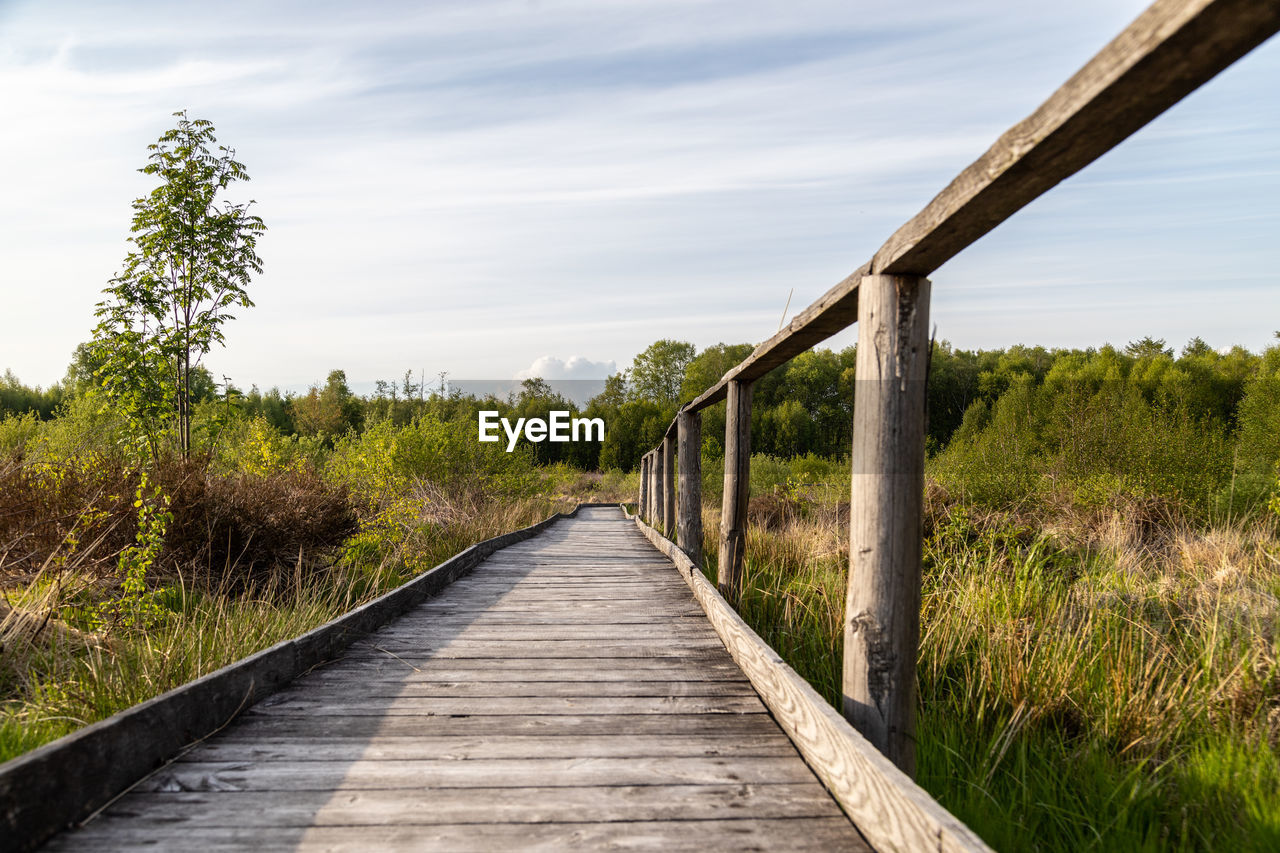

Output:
xmin=303 ymin=660 xmax=748 ymax=682
xmin=138 ymin=755 xmax=815 ymax=792
xmin=41 ymin=506 xmax=871 ymax=852
xmin=638 ymin=453 xmax=649 ymax=521
xmin=45 ymin=818 xmax=862 ymax=853
xmin=632 ymin=513 xmax=993 ymax=853
xmin=662 ymin=434 xmax=676 ymax=539
xmin=718 ymin=378 xmax=753 ymax=603
xmin=46 ymin=784 xmax=846 ymax=828
xmin=45 ymin=818 xmax=863 ymax=853
xmin=244 ymin=694 xmax=765 ymax=716
xmin=257 ymin=680 xmax=756 ymax=699
xmin=677 ymin=408 xmax=704 ymax=566
xmin=844 ymin=274 xmax=931 ymax=776
xmin=650 ymin=450 xmax=661 ymax=528
xmin=653 ymin=447 xmax=666 ymax=533
xmin=179 ymin=733 xmax=801 ymax=762
xmin=205 ymin=713 xmax=784 ymax=740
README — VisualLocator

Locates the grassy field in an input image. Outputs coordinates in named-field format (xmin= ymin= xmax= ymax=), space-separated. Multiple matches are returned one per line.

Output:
xmin=700 ymin=464 xmax=1280 ymax=852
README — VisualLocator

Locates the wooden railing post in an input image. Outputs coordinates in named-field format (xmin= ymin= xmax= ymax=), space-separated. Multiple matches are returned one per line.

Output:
xmin=843 ymin=273 xmax=931 ymax=777
xmin=662 ymin=435 xmax=676 ymax=538
xmin=655 ymin=445 xmax=665 ymax=532
xmin=677 ymin=409 xmax=703 ymax=566
xmin=638 ymin=453 xmax=649 ymax=520
xmin=718 ymin=379 xmax=753 ymax=604
xmin=647 ymin=451 xmax=656 ymax=525
xmin=648 ymin=451 xmax=659 ymax=526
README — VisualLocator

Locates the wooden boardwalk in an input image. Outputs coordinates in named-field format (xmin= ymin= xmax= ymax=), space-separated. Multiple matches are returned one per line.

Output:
xmin=45 ymin=507 xmax=869 ymax=851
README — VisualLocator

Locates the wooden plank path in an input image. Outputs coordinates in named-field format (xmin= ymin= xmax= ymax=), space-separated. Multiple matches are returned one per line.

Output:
xmin=44 ymin=507 xmax=871 ymax=851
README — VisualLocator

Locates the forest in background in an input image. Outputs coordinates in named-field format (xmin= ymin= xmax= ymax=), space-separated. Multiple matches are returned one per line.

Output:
xmin=6 ymin=329 xmax=1279 ymax=522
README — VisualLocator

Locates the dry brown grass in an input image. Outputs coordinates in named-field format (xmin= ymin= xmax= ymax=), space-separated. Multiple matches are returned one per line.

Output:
xmin=0 ymin=452 xmax=359 ymax=591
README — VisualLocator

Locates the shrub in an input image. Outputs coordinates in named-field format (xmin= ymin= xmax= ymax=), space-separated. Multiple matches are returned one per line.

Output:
xmin=0 ymin=452 xmax=358 ymax=591
xmin=157 ymin=458 xmax=358 ymax=587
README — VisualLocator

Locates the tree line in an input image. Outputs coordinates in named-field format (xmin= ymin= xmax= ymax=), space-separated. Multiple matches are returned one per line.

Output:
xmin=9 ymin=333 xmax=1278 ymax=507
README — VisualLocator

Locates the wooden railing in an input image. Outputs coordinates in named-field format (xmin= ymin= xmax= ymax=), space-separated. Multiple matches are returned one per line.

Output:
xmin=637 ymin=0 xmax=1280 ymax=776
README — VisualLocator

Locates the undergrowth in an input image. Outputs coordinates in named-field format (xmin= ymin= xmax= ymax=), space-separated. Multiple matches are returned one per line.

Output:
xmin=704 ymin=477 xmax=1280 ymax=852
xmin=0 ymin=409 xmax=576 ymax=764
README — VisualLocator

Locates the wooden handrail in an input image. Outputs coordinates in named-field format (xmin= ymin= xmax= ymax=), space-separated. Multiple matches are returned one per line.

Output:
xmin=637 ymin=0 xmax=1280 ymax=776
xmin=659 ymin=0 xmax=1280 ymax=429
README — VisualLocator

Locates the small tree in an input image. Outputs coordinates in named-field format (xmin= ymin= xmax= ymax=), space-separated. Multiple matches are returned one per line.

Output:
xmin=629 ymin=339 xmax=696 ymax=405
xmin=93 ymin=110 xmax=265 ymax=457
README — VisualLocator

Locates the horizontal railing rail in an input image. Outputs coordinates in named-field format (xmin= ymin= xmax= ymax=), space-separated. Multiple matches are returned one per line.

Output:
xmin=637 ymin=0 xmax=1280 ymax=777
xmin=659 ymin=0 xmax=1280 ymax=426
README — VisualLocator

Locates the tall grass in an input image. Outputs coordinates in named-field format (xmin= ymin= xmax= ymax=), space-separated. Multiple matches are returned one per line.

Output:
xmin=702 ymin=481 xmax=1280 ymax=852
xmin=0 ymin=439 xmax=568 ymax=763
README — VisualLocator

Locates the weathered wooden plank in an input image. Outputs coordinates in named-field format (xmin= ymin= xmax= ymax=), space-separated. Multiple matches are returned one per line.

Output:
xmin=409 ymin=591 xmax=696 ymax=604
xmin=644 ymin=451 xmax=655 ymax=525
xmin=140 ymin=756 xmax=814 ymax=792
xmin=677 ymin=408 xmax=704 ymax=566
xmin=407 ymin=569 xmax=682 ymax=580
xmin=633 ymin=516 xmax=994 ymax=853
xmin=718 ymin=378 xmax=753 ymax=603
xmin=304 ymin=662 xmax=749 ymax=683
xmin=351 ymin=633 xmax=727 ymax=647
xmin=638 ymin=452 xmax=650 ymax=520
xmin=396 ymin=612 xmax=708 ymax=623
xmin=181 ymin=733 xmax=801 ymax=762
xmin=315 ymin=654 xmax=744 ymax=672
xmin=653 ymin=447 xmax=666 ymax=533
xmin=47 ymin=818 xmax=869 ymax=852
xmin=375 ymin=611 xmax=705 ymax=625
xmin=451 ymin=568 xmax=673 ymax=577
xmin=662 ymin=433 xmax=676 ymax=539
xmin=371 ymin=617 xmax=727 ymax=637
xmin=246 ymin=695 xmax=765 ymax=717
xmin=375 ymin=624 xmax=713 ymax=638
xmin=268 ymin=681 xmax=754 ymax=700
xmin=442 ymin=581 xmax=689 ymax=591
xmin=343 ymin=641 xmax=728 ymax=659
xmin=410 ymin=593 xmax=698 ymax=604
xmin=73 ymin=784 xmax=846 ymax=827
xmin=213 ymin=713 xmax=780 ymax=739
xmin=845 ymin=274 xmax=931 ymax=776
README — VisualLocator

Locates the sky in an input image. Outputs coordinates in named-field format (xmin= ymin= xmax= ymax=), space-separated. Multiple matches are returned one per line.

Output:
xmin=2 ymin=0 xmax=1277 ymax=395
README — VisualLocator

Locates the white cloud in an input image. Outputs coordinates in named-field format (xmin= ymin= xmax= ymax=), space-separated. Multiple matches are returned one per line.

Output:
xmin=515 ymin=355 xmax=618 ymax=380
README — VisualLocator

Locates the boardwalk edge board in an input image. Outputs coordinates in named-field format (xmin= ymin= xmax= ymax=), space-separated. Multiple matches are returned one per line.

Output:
xmin=627 ymin=509 xmax=994 ymax=853
xmin=0 ymin=502 xmax=616 ymax=853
